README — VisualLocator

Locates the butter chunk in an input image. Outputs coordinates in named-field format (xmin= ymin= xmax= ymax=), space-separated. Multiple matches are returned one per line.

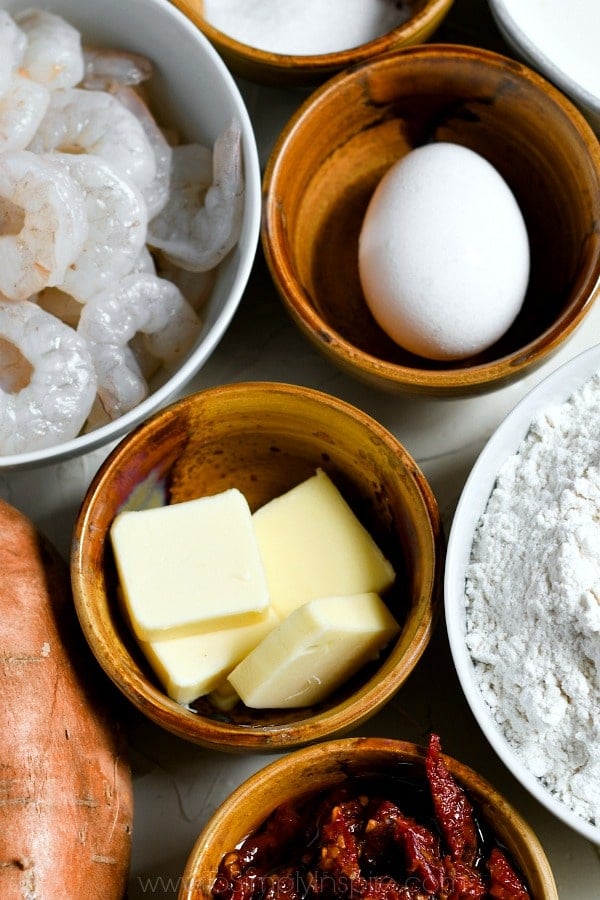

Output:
xmin=139 ymin=607 xmax=280 ymax=705
xmin=252 ymin=468 xmax=395 ymax=618
xmin=207 ymin=680 xmax=241 ymax=712
xmin=111 ymin=488 xmax=270 ymax=641
xmin=227 ymin=592 xmax=400 ymax=708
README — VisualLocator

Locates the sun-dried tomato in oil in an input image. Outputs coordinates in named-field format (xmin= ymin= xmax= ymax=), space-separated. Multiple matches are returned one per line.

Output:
xmin=211 ymin=735 xmax=531 ymax=900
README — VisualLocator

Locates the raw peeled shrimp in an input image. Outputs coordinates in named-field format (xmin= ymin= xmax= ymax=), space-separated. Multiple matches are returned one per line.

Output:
xmin=50 ymin=152 xmax=148 ymax=301
xmin=14 ymin=8 xmax=84 ymax=90
xmin=28 ymin=87 xmax=157 ymax=192
xmin=131 ymin=246 xmax=157 ymax=275
xmin=77 ymin=272 xmax=201 ymax=419
xmin=0 ymin=299 xmax=97 ymax=455
xmin=0 ymin=74 xmax=50 ymax=153
xmin=147 ymin=118 xmax=244 ymax=272
xmin=81 ymin=45 xmax=153 ymax=91
xmin=150 ymin=142 xmax=212 ymax=202
xmin=0 ymin=10 xmax=26 ymax=96
xmin=0 ymin=150 xmax=88 ymax=301
xmin=156 ymin=252 xmax=216 ymax=313
xmin=112 ymin=86 xmax=172 ymax=219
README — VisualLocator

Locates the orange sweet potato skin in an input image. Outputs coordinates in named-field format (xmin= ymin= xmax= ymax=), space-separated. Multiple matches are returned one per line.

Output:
xmin=0 ymin=499 xmax=133 ymax=898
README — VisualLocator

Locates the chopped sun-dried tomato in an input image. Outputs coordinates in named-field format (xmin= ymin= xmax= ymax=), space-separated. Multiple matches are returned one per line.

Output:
xmin=393 ymin=811 xmax=446 ymax=894
xmin=212 ymin=735 xmax=532 ymax=900
xmin=442 ymin=855 xmax=486 ymax=900
xmin=237 ymin=801 xmax=306 ymax=873
xmin=213 ymin=802 xmax=307 ymax=899
xmin=318 ymin=801 xmax=362 ymax=881
xmin=360 ymin=798 xmax=403 ymax=870
xmin=425 ymin=733 xmax=479 ymax=866
xmin=356 ymin=875 xmax=430 ymax=899
xmin=262 ymin=868 xmax=305 ymax=900
xmin=487 ymin=847 xmax=530 ymax=899
xmin=212 ymin=864 xmax=258 ymax=900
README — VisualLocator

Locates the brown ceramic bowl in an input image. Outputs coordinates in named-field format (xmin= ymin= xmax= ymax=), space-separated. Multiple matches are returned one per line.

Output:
xmin=71 ymin=382 xmax=443 ymax=751
xmin=262 ymin=44 xmax=600 ymax=397
xmin=171 ymin=0 xmax=455 ymax=87
xmin=178 ymin=736 xmax=559 ymax=899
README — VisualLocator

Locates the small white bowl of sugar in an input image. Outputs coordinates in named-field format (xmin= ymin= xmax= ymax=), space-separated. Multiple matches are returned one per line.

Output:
xmin=445 ymin=340 xmax=600 ymax=844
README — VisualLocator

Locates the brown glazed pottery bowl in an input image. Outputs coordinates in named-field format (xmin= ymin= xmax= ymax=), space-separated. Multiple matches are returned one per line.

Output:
xmin=177 ymin=736 xmax=559 ymax=899
xmin=171 ymin=0 xmax=455 ymax=87
xmin=70 ymin=382 xmax=443 ymax=751
xmin=262 ymin=44 xmax=600 ymax=397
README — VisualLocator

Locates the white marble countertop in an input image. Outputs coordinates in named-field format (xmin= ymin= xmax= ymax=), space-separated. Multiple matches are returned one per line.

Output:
xmin=1 ymin=1 xmax=599 ymax=896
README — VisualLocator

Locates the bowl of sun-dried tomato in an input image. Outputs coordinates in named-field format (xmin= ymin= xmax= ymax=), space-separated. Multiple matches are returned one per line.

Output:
xmin=178 ymin=734 xmax=558 ymax=899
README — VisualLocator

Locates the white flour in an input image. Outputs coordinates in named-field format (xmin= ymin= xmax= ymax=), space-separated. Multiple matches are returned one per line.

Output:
xmin=202 ymin=0 xmax=411 ymax=56
xmin=465 ymin=370 xmax=600 ymax=828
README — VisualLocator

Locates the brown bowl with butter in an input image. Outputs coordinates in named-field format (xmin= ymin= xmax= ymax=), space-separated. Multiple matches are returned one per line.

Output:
xmin=71 ymin=382 xmax=443 ymax=751
xmin=178 ymin=735 xmax=558 ymax=899
xmin=262 ymin=44 xmax=600 ymax=396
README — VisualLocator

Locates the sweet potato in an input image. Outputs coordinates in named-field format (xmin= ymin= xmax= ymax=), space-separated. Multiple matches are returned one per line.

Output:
xmin=0 ymin=499 xmax=133 ymax=898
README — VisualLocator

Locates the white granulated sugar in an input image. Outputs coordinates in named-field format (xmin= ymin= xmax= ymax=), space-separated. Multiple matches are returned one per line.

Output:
xmin=465 ymin=370 xmax=600 ymax=827
xmin=202 ymin=1 xmax=411 ymax=56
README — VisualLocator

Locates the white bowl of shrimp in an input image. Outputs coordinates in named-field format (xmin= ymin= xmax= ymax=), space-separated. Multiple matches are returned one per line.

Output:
xmin=0 ymin=0 xmax=261 ymax=469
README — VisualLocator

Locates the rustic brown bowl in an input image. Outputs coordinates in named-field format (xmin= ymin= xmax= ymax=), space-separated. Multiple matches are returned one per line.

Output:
xmin=171 ymin=0 xmax=455 ymax=87
xmin=178 ymin=736 xmax=559 ymax=899
xmin=71 ymin=382 xmax=443 ymax=751
xmin=262 ymin=44 xmax=600 ymax=397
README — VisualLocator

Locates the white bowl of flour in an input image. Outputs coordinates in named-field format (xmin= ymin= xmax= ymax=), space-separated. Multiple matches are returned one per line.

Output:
xmin=445 ymin=341 xmax=600 ymax=844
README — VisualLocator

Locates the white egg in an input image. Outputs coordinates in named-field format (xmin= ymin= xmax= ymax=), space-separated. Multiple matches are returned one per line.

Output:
xmin=358 ymin=142 xmax=530 ymax=361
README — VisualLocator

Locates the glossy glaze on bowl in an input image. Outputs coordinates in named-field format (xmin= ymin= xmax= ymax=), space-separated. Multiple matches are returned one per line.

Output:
xmin=445 ymin=342 xmax=600 ymax=844
xmin=0 ymin=0 xmax=261 ymax=472
xmin=262 ymin=43 xmax=600 ymax=397
xmin=178 ymin=737 xmax=559 ymax=899
xmin=173 ymin=0 xmax=455 ymax=87
xmin=71 ymin=382 xmax=443 ymax=752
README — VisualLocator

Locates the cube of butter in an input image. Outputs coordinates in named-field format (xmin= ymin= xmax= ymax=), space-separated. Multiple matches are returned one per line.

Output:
xmin=207 ymin=680 xmax=242 ymax=712
xmin=139 ymin=606 xmax=280 ymax=705
xmin=110 ymin=488 xmax=270 ymax=641
xmin=252 ymin=468 xmax=395 ymax=619
xmin=227 ymin=592 xmax=400 ymax=708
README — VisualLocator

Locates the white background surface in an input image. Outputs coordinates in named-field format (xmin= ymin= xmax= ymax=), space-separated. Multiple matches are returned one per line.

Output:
xmin=1 ymin=0 xmax=599 ymax=896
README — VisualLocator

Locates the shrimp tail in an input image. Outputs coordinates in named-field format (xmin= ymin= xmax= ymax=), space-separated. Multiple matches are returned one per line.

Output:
xmin=147 ymin=117 xmax=245 ymax=273
xmin=192 ymin=117 xmax=245 ymax=271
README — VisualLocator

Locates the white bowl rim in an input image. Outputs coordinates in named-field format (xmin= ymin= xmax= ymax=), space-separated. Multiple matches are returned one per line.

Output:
xmin=0 ymin=0 xmax=262 ymax=472
xmin=488 ymin=0 xmax=600 ymax=118
xmin=445 ymin=340 xmax=600 ymax=845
